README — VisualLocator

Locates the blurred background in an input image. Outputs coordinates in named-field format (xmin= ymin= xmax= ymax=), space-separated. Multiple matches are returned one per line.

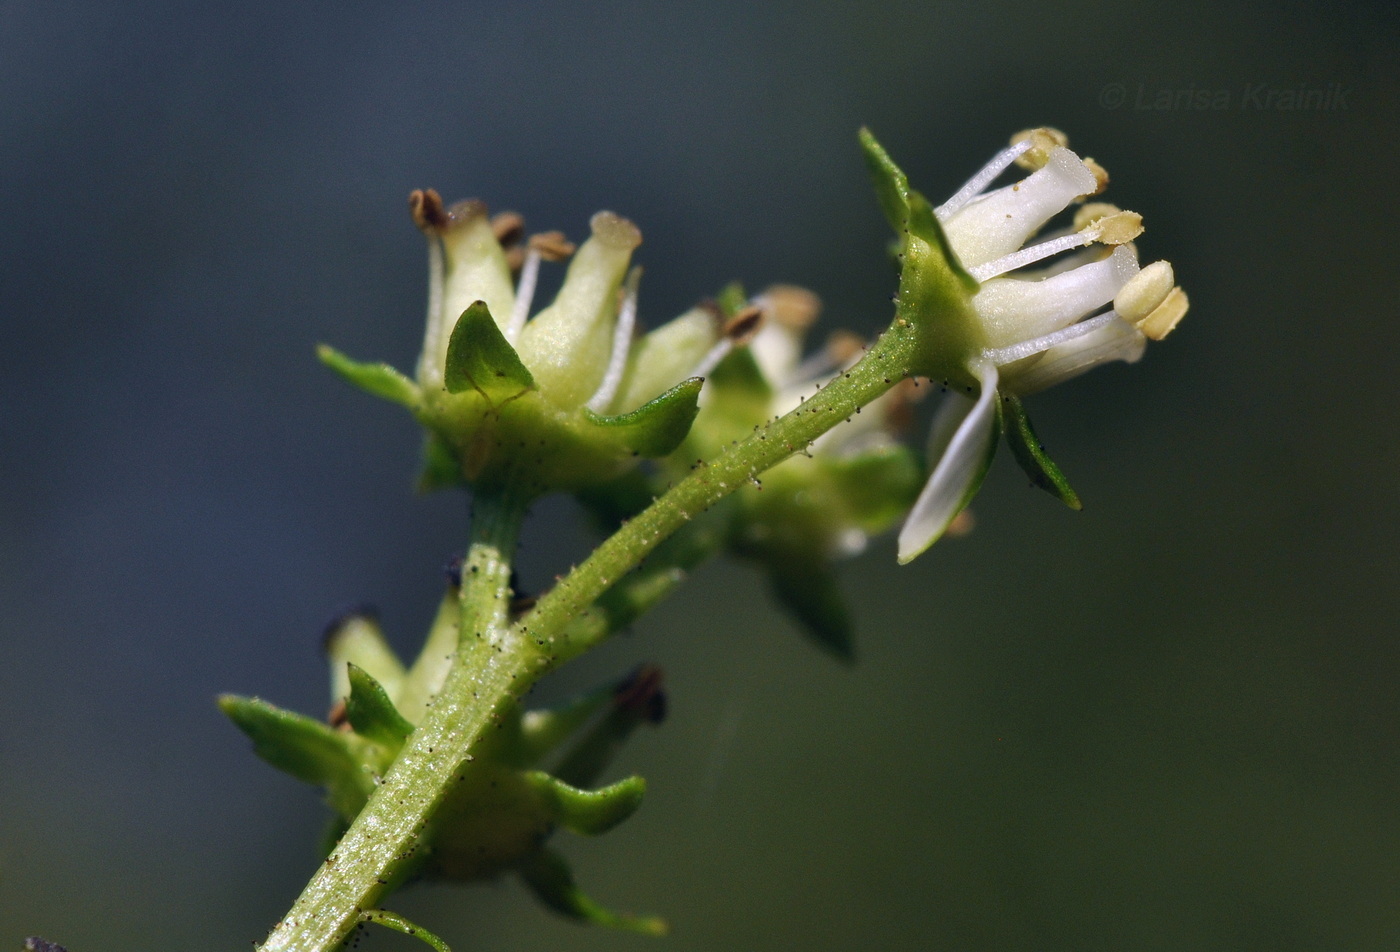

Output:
xmin=3 ymin=1 xmax=1398 ymax=949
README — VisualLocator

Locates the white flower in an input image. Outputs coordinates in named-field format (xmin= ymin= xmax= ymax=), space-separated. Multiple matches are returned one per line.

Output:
xmin=895 ymin=128 xmax=1188 ymax=563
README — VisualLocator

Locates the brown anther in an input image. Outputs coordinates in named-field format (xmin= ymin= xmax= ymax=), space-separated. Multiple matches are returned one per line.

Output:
xmin=491 ymin=211 xmax=525 ymax=246
xmin=614 ymin=664 xmax=667 ymax=724
xmin=528 ymin=230 xmax=576 ymax=262
xmin=444 ymin=199 xmax=489 ymax=230
xmin=946 ymin=509 xmax=977 ymax=538
xmin=409 ymin=189 xmax=448 ymax=232
xmin=1081 ymin=157 xmax=1110 ymax=196
xmin=1011 ymin=127 xmax=1069 ymax=170
xmin=327 ymin=698 xmax=349 ymax=729
xmin=723 ymin=305 xmax=764 ymax=345
xmin=762 ymin=284 xmax=822 ymax=330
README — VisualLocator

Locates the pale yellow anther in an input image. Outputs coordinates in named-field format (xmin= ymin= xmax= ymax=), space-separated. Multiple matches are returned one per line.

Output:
xmin=527 ymin=230 xmax=576 ymax=262
xmin=1135 ymin=286 xmax=1189 ymax=340
xmin=1073 ymin=202 xmax=1122 ymax=231
xmin=1114 ymin=261 xmax=1175 ymax=323
xmin=1011 ymin=127 xmax=1069 ymax=170
xmin=1084 ymin=210 xmax=1143 ymax=245
xmin=762 ymin=284 xmax=822 ymax=330
xmin=1081 ymin=157 xmax=1110 ymax=196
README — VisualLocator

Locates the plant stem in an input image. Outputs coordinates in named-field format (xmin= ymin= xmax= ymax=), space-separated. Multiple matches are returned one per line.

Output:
xmin=259 ymin=318 xmax=919 ymax=951
xmin=523 ymin=321 xmax=918 ymax=662
xmin=259 ymin=489 xmax=532 ymax=952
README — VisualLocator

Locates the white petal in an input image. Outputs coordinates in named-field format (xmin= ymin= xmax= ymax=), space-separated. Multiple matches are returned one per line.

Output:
xmin=972 ymin=246 xmax=1139 ymax=349
xmin=897 ymin=362 xmax=1000 ymax=563
xmin=941 ymin=149 xmax=1097 ymax=270
xmin=1003 ymin=316 xmax=1146 ymax=395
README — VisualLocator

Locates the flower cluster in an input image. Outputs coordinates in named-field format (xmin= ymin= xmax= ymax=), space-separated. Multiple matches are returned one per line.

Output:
xmin=221 ymin=593 xmax=668 ymax=934
xmin=319 ymin=191 xmax=756 ymax=498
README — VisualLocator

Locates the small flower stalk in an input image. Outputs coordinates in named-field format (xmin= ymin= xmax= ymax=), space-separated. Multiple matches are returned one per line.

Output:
xmin=859 ymin=127 xmax=1188 ymax=562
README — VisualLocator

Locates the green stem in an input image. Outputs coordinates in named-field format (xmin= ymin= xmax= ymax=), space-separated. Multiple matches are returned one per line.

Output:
xmin=259 ymin=489 xmax=532 ymax=952
xmin=523 ymin=321 xmax=918 ymax=662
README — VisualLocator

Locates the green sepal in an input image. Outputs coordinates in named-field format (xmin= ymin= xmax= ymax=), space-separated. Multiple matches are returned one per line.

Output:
xmin=443 ymin=301 xmax=536 ymax=400
xmin=767 ymin=560 xmax=854 ymax=662
xmin=858 ymin=128 xmax=978 ymax=294
xmin=823 ymin=444 xmax=924 ymax=534
xmin=519 ymin=848 xmax=668 ymax=936
xmin=525 ymin=771 xmax=647 ymax=836
xmin=417 ymin=430 xmax=464 ymax=492
xmin=344 ymin=664 xmax=415 ymax=750
xmin=218 ymin=695 xmax=368 ymax=816
xmin=317 ymin=344 xmax=419 ymax=409
xmin=714 ymin=280 xmax=748 ymax=318
xmin=859 ymin=126 xmax=915 ymax=235
xmin=999 ymin=393 xmax=1083 ymax=510
xmin=705 ymin=346 xmax=772 ymax=401
xmin=585 ymin=377 xmax=703 ymax=458
xmin=515 ymin=683 xmax=618 ymax=768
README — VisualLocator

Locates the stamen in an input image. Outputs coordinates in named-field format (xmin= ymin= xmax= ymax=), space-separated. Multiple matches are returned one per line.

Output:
xmin=968 ymin=231 xmax=1093 ymax=282
xmin=982 ymin=311 xmax=1118 ymax=365
xmin=688 ymin=338 xmax=735 ymax=380
xmin=935 ymin=140 xmax=1034 ymax=221
xmin=505 ymin=247 xmax=541 ymax=343
xmin=585 ymin=267 xmax=642 ymax=413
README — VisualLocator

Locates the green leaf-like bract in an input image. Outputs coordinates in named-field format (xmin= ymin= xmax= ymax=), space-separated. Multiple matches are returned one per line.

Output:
xmin=1000 ymin=394 xmax=1083 ymax=510
xmin=585 ymin=377 xmax=704 ymax=458
xmin=524 ymin=772 xmax=646 ymax=836
xmin=218 ymin=694 xmax=368 ymax=817
xmin=345 ymin=664 xmax=415 ymax=750
xmin=317 ymin=345 xmax=419 ymax=408
xmin=768 ymin=560 xmax=854 ymax=662
xmin=443 ymin=301 xmax=536 ymax=400
xmin=519 ymin=848 xmax=667 ymax=936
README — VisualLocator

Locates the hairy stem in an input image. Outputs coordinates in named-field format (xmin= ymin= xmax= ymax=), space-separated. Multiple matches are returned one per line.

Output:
xmin=259 ymin=489 xmax=531 ymax=952
xmin=524 ymin=320 xmax=918 ymax=664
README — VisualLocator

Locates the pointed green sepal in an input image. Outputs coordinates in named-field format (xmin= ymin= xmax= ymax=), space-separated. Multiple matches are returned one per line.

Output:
xmin=443 ymin=301 xmax=536 ymax=399
xmin=218 ymin=695 xmax=369 ymax=817
xmin=706 ymin=346 xmax=772 ymax=401
xmin=519 ymin=848 xmax=668 ymax=936
xmin=999 ymin=393 xmax=1083 ymax=510
xmin=859 ymin=128 xmax=979 ymax=295
xmin=714 ymin=280 xmax=748 ymax=318
xmin=525 ymin=771 xmax=646 ymax=836
xmin=586 ymin=377 xmax=703 ymax=458
xmin=317 ymin=345 xmax=419 ymax=409
xmin=345 ymin=663 xmax=415 ymax=749
xmin=859 ymin=126 xmax=914 ymax=235
xmin=767 ymin=560 xmax=854 ymax=662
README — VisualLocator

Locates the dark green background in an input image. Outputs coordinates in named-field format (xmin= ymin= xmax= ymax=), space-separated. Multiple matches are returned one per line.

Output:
xmin=4 ymin=1 xmax=1398 ymax=949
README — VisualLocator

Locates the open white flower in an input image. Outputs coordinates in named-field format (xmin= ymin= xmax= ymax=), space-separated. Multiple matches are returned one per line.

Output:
xmin=878 ymin=128 xmax=1188 ymax=563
